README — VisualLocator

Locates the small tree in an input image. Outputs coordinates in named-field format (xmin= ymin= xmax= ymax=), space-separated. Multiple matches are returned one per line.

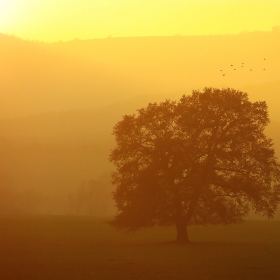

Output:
xmin=109 ymin=88 xmax=280 ymax=243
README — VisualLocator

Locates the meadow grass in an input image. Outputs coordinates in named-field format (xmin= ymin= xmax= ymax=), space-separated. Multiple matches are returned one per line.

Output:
xmin=0 ymin=216 xmax=280 ymax=279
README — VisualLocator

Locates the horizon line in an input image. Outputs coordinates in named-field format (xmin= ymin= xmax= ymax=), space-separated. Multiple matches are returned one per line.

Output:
xmin=1 ymin=29 xmax=279 ymax=44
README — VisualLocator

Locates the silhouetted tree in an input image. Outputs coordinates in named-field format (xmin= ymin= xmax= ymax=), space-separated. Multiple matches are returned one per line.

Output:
xmin=109 ymin=88 xmax=280 ymax=243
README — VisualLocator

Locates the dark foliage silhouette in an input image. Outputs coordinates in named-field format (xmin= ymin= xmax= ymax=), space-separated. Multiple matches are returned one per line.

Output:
xmin=111 ymin=88 xmax=280 ymax=242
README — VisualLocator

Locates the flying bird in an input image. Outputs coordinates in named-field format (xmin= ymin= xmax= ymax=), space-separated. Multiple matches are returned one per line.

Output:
xmin=218 ymin=57 xmax=267 ymax=77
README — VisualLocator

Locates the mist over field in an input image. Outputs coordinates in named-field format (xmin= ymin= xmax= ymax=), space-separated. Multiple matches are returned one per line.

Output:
xmin=1 ymin=30 xmax=280 ymax=217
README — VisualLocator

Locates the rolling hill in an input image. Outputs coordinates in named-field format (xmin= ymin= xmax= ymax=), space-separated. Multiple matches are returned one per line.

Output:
xmin=1 ymin=31 xmax=280 ymax=215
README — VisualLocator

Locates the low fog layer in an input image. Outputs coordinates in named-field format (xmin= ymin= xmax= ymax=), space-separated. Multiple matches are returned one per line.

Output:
xmin=0 ymin=31 xmax=280 ymax=216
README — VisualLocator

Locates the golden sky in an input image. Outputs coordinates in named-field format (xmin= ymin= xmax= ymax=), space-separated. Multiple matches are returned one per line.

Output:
xmin=0 ymin=0 xmax=279 ymax=42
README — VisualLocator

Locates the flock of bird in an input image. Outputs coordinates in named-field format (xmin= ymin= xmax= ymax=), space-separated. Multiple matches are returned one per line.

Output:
xmin=219 ymin=58 xmax=266 ymax=76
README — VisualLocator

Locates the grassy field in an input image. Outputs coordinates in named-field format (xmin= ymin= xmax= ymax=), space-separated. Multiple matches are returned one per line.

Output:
xmin=0 ymin=216 xmax=280 ymax=279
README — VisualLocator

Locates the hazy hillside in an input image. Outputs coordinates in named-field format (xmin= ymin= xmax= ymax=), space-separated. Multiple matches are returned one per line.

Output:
xmin=1 ymin=31 xmax=280 ymax=118
xmin=1 ymin=32 xmax=280 ymax=216
xmin=0 ymin=34 xmax=153 ymax=118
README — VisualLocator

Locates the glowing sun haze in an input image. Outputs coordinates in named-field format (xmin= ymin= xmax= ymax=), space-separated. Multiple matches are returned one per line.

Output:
xmin=0 ymin=0 xmax=279 ymax=42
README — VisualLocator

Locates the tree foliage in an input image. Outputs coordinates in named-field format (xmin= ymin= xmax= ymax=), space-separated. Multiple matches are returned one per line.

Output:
xmin=109 ymin=88 xmax=280 ymax=242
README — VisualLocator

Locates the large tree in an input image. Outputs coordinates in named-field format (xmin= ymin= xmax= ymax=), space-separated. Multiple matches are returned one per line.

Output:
xmin=109 ymin=88 xmax=280 ymax=243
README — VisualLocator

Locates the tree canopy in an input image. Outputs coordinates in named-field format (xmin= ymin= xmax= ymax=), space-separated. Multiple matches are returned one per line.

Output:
xmin=109 ymin=87 xmax=280 ymax=242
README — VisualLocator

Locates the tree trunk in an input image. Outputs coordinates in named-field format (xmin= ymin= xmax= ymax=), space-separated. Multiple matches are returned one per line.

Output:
xmin=175 ymin=220 xmax=190 ymax=243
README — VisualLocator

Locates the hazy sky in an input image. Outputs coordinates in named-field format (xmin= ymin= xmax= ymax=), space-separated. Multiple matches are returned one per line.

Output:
xmin=0 ymin=0 xmax=279 ymax=42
